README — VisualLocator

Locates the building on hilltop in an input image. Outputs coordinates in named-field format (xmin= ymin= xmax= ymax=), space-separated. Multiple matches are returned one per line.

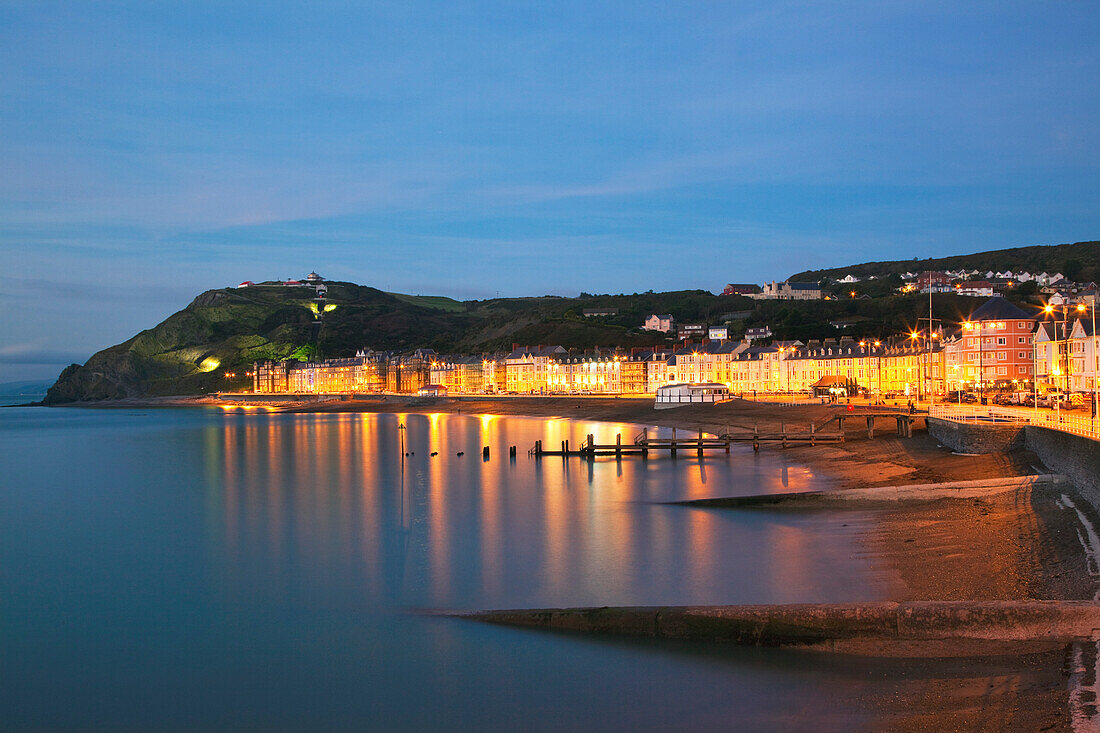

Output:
xmin=750 ymin=281 xmax=822 ymax=300
xmin=721 ymin=283 xmax=761 ymax=296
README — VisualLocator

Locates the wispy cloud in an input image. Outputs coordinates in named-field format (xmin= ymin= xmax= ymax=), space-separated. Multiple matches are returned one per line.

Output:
xmin=0 ymin=342 xmax=88 ymax=365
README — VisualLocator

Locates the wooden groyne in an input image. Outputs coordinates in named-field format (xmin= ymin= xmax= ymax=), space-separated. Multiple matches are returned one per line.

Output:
xmin=529 ymin=425 xmax=846 ymax=459
xmin=665 ymin=474 xmax=1069 ymax=508
xmin=453 ymin=600 xmax=1100 ymax=654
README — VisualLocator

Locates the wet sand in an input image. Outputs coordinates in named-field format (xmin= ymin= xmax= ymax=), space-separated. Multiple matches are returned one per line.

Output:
xmin=57 ymin=394 xmax=1096 ymax=730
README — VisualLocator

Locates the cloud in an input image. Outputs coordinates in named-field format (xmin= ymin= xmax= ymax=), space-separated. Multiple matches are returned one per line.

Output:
xmin=0 ymin=342 xmax=89 ymax=365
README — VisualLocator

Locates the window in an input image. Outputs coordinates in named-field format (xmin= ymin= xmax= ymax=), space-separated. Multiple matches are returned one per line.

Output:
xmin=997 ymin=337 xmax=1006 ymax=345
xmin=998 ymin=366 xmax=1007 ymax=375
xmin=1019 ymin=322 xmax=1027 ymax=329
xmin=1019 ymin=352 xmax=1027 ymax=359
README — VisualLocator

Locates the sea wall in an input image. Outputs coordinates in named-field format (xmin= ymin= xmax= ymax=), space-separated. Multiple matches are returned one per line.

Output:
xmin=926 ymin=417 xmax=1026 ymax=453
xmin=1023 ymin=427 xmax=1100 ymax=504
xmin=926 ymin=418 xmax=1100 ymax=507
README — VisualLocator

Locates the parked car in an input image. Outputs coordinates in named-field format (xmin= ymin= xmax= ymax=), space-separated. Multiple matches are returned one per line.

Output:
xmin=961 ymin=393 xmax=979 ymax=404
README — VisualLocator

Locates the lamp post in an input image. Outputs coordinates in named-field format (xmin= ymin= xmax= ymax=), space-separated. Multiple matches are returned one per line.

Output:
xmin=1044 ymin=302 xmax=1076 ymax=397
xmin=1073 ymin=296 xmax=1098 ymax=425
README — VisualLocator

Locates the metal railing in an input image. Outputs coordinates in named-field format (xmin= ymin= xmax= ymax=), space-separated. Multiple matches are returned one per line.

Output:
xmin=928 ymin=404 xmax=1100 ymax=441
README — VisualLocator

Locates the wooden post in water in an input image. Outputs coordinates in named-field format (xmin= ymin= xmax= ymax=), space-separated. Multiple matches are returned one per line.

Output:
xmin=781 ymin=423 xmax=786 ymax=449
xmin=483 ymin=445 xmax=490 ymax=460
xmin=753 ymin=422 xmax=759 ymax=452
xmin=587 ymin=433 xmax=595 ymax=462
xmin=616 ymin=433 xmax=622 ymax=458
xmin=697 ymin=430 xmax=704 ymax=457
xmin=810 ymin=422 xmax=815 ymax=447
xmin=671 ymin=427 xmax=677 ymax=458
xmin=867 ymin=416 xmax=874 ymax=439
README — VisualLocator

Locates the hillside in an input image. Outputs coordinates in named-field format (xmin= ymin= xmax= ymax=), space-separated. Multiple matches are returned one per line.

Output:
xmin=788 ymin=240 xmax=1099 ymax=284
xmin=44 ymin=277 xmax=1012 ymax=403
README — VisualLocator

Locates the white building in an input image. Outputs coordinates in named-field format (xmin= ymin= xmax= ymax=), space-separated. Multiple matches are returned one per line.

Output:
xmin=708 ymin=326 xmax=729 ymax=340
xmin=654 ymin=383 xmax=731 ymax=409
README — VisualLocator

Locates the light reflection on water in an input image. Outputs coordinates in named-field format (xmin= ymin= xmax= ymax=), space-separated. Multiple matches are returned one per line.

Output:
xmin=201 ymin=411 xmax=862 ymax=612
xmin=0 ymin=407 xmax=891 ymax=730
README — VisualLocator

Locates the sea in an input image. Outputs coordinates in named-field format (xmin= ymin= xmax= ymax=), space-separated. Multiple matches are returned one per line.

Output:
xmin=0 ymin=404 xmax=901 ymax=730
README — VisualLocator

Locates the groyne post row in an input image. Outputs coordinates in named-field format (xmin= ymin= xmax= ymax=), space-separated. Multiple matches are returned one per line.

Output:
xmin=528 ymin=425 xmax=848 ymax=459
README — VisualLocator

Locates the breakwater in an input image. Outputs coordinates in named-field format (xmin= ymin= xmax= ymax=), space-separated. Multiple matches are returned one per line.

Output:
xmin=457 ymin=601 xmax=1100 ymax=655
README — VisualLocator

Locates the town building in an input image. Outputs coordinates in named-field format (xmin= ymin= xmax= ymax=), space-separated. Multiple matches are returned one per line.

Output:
xmin=955 ymin=281 xmax=995 ymax=297
xmin=751 ymin=281 xmax=822 ymax=300
xmin=676 ymin=323 xmax=706 ymax=341
xmin=943 ymin=298 xmax=1036 ymax=393
xmin=721 ymin=283 xmax=761 ymax=296
xmin=643 ymin=314 xmax=675 ymax=332
xmin=582 ymin=308 xmax=618 ymax=317
xmin=916 ymin=271 xmax=953 ymax=293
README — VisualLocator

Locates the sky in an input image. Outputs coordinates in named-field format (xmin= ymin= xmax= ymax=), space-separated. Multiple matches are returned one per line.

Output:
xmin=1 ymin=1 xmax=1098 ymax=382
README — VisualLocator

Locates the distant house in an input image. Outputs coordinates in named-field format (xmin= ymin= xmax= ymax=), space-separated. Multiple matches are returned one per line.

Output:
xmin=955 ymin=281 xmax=995 ymax=297
xmin=721 ymin=283 xmax=761 ymax=296
xmin=917 ymin=271 xmax=953 ymax=293
xmin=708 ymin=326 xmax=729 ymax=340
xmin=677 ymin=323 xmax=706 ymax=341
xmin=745 ymin=326 xmax=773 ymax=341
xmin=837 ymin=274 xmax=860 ymax=283
xmin=751 ymin=281 xmax=822 ymax=300
xmin=644 ymin=314 xmax=675 ymax=332
xmin=238 ymin=281 xmax=254 ymax=288
xmin=829 ymin=318 xmax=862 ymax=330
xmin=582 ymin=308 xmax=618 ymax=317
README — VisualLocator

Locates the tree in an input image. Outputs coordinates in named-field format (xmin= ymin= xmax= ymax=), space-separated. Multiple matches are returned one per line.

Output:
xmin=1064 ymin=258 xmax=1084 ymax=281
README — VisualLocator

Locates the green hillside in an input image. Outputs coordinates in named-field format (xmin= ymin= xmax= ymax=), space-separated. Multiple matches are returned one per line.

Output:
xmin=45 ymin=277 xmax=1024 ymax=403
xmin=789 ymin=240 xmax=1099 ymax=284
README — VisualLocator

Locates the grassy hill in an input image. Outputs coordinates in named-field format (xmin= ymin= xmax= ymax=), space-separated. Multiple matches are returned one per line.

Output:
xmin=44 ymin=277 xmax=1021 ymax=403
xmin=789 ymin=240 xmax=1100 ymax=284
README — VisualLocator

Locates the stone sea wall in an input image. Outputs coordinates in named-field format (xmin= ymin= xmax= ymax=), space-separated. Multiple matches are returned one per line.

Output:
xmin=926 ymin=418 xmax=1026 ymax=454
xmin=1023 ymin=427 xmax=1100 ymax=503
xmin=927 ymin=418 xmax=1100 ymax=506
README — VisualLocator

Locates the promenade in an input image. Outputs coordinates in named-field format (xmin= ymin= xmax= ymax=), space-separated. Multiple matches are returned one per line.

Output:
xmin=928 ymin=403 xmax=1100 ymax=441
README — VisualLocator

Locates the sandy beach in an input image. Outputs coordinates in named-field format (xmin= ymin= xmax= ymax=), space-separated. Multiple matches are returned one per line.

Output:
xmin=55 ymin=394 xmax=1095 ymax=730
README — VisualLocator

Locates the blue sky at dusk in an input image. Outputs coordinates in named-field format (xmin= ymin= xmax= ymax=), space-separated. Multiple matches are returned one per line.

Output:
xmin=1 ymin=2 xmax=1098 ymax=381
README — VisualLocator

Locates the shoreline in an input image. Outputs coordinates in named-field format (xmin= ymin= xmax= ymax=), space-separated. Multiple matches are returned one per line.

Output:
xmin=41 ymin=393 xmax=1095 ymax=729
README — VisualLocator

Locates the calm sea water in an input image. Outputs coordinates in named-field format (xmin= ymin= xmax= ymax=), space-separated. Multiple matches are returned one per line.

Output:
xmin=0 ymin=406 xmax=895 ymax=730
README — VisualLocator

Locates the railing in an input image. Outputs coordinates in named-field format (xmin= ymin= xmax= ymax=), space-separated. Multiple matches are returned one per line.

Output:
xmin=928 ymin=404 xmax=1100 ymax=441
